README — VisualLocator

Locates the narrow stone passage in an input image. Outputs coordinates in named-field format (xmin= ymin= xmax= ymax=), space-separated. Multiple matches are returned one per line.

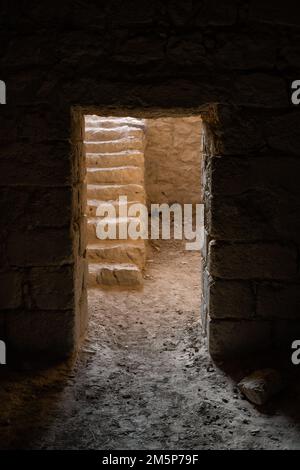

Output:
xmin=1 ymin=240 xmax=300 ymax=449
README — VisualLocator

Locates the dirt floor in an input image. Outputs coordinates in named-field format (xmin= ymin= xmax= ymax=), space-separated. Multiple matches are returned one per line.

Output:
xmin=1 ymin=239 xmax=300 ymax=449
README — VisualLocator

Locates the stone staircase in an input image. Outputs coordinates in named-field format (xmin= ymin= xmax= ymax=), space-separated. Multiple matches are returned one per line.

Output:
xmin=84 ymin=115 xmax=147 ymax=289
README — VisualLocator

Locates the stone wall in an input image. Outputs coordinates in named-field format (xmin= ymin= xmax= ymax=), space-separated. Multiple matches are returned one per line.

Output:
xmin=1 ymin=0 xmax=300 ymax=361
xmin=144 ymin=117 xmax=202 ymax=205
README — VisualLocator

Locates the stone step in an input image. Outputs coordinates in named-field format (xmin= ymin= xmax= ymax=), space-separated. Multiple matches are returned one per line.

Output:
xmin=87 ymin=241 xmax=146 ymax=268
xmin=88 ymin=263 xmax=143 ymax=288
xmin=87 ymin=238 xmax=145 ymax=247
xmin=87 ymin=183 xmax=145 ymax=202
xmin=86 ymin=198 xmax=142 ymax=217
xmin=87 ymin=166 xmax=144 ymax=185
xmin=85 ymin=115 xmax=146 ymax=129
xmin=86 ymin=151 xmax=144 ymax=168
xmin=87 ymin=216 xmax=146 ymax=243
xmin=85 ymin=126 xmax=143 ymax=142
xmin=85 ymin=137 xmax=144 ymax=154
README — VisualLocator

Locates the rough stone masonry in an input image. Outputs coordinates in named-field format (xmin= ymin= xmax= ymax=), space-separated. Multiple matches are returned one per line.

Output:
xmin=0 ymin=0 xmax=300 ymax=361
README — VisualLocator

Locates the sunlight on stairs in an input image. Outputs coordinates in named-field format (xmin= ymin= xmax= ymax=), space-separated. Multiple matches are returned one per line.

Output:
xmin=84 ymin=115 xmax=147 ymax=289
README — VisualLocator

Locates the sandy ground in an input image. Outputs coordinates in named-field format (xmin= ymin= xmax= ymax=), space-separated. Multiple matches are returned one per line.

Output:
xmin=1 ymin=239 xmax=300 ymax=449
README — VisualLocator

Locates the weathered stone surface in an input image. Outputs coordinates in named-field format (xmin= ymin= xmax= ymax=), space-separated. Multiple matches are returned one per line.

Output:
xmin=0 ymin=187 xmax=73 ymax=230
xmin=6 ymin=310 xmax=77 ymax=356
xmin=272 ymin=320 xmax=300 ymax=349
xmin=87 ymin=166 xmax=143 ymax=185
xmin=18 ymin=109 xmax=71 ymax=141
xmin=200 ymin=228 xmax=209 ymax=260
xmin=234 ymin=74 xmax=288 ymax=108
xmin=279 ymin=41 xmax=300 ymax=69
xmin=210 ymin=156 xmax=300 ymax=197
xmin=249 ymin=0 xmax=300 ymax=26
xmin=208 ymin=319 xmax=272 ymax=358
xmin=145 ymin=117 xmax=203 ymax=205
xmin=87 ymin=183 xmax=145 ymax=202
xmin=86 ymin=151 xmax=144 ymax=169
xmin=0 ymin=271 xmax=23 ymax=309
xmin=238 ymin=369 xmax=283 ymax=405
xmin=7 ymin=229 xmax=73 ymax=267
xmin=87 ymin=241 xmax=145 ymax=268
xmin=214 ymin=33 xmax=277 ymax=71
xmin=209 ymin=241 xmax=297 ymax=280
xmin=0 ymin=142 xmax=71 ymax=186
xmin=209 ymin=193 xmax=300 ymax=242
xmin=30 ymin=266 xmax=74 ymax=310
xmin=257 ymin=283 xmax=300 ymax=319
xmin=112 ymin=1 xmax=155 ymax=27
xmin=31 ymin=188 xmax=73 ymax=228
xmin=209 ymin=193 xmax=269 ymax=241
xmin=192 ymin=0 xmax=237 ymax=26
xmin=88 ymin=263 xmax=143 ymax=288
xmin=99 ymin=264 xmax=143 ymax=287
xmin=85 ymin=138 xmax=143 ymax=154
xmin=215 ymin=106 xmax=266 ymax=155
xmin=167 ymin=34 xmax=206 ymax=65
xmin=85 ymin=117 xmax=146 ymax=129
xmin=85 ymin=127 xmax=143 ymax=142
xmin=113 ymin=36 xmax=165 ymax=65
xmin=210 ymin=280 xmax=255 ymax=319
xmin=0 ymin=315 xmax=5 ymax=340
xmin=265 ymin=113 xmax=300 ymax=156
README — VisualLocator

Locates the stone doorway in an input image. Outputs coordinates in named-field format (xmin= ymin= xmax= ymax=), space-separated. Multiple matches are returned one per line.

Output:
xmin=83 ymin=113 xmax=203 ymax=297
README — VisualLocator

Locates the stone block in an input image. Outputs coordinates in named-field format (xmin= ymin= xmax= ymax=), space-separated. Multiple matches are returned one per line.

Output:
xmin=257 ymin=283 xmax=300 ymax=319
xmin=209 ymin=241 xmax=297 ymax=280
xmin=19 ymin=108 xmax=71 ymax=141
xmin=30 ymin=266 xmax=74 ymax=310
xmin=265 ymin=112 xmax=300 ymax=156
xmin=210 ymin=156 xmax=300 ymax=197
xmin=6 ymin=309 xmax=76 ymax=357
xmin=238 ymin=369 xmax=283 ymax=405
xmin=0 ymin=141 xmax=71 ymax=186
xmin=7 ymin=228 xmax=73 ymax=267
xmin=167 ymin=34 xmax=206 ymax=65
xmin=208 ymin=319 xmax=272 ymax=358
xmin=0 ymin=313 xmax=6 ymax=339
xmin=272 ymin=319 xmax=300 ymax=350
xmin=214 ymin=34 xmax=277 ymax=71
xmin=210 ymin=193 xmax=300 ymax=242
xmin=249 ymin=0 xmax=300 ymax=27
xmin=209 ymin=280 xmax=255 ymax=319
xmin=113 ymin=36 xmax=165 ymax=65
xmin=216 ymin=106 xmax=265 ymax=155
xmin=193 ymin=0 xmax=237 ymax=25
xmin=0 ymin=270 xmax=23 ymax=309
xmin=234 ymin=74 xmax=288 ymax=108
